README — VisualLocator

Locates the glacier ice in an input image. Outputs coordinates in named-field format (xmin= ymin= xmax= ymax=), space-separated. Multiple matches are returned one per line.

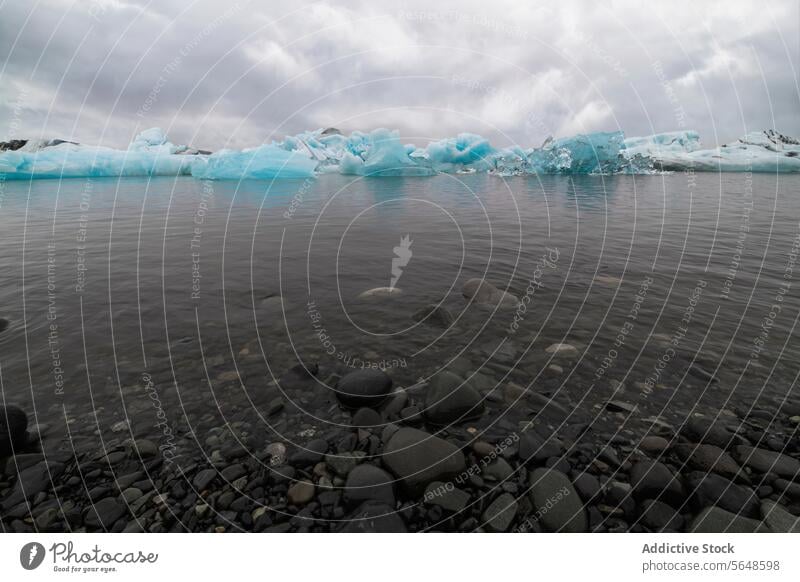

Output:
xmin=1 ymin=126 xmax=798 ymax=181
xmin=190 ymin=144 xmax=318 ymax=180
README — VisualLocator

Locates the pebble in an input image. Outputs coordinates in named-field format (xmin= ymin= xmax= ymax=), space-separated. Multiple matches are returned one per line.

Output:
xmin=528 ymin=468 xmax=587 ymax=532
xmin=639 ymin=499 xmax=684 ymax=531
xmin=325 ymin=451 xmax=366 ymax=477
xmin=423 ymin=481 xmax=471 ymax=513
xmin=482 ymin=493 xmax=518 ymax=532
xmin=287 ymin=480 xmax=315 ymax=506
xmin=193 ymin=468 xmax=217 ymax=491
xmin=339 ymin=501 xmax=406 ymax=533
xmin=674 ymin=444 xmax=743 ymax=481
xmin=630 ymin=461 xmax=685 ymax=507
xmin=412 ymin=304 xmax=455 ymax=327
xmin=734 ymin=446 xmax=800 ymax=478
xmin=760 ymin=500 xmax=800 ymax=533
xmin=0 ymin=405 xmax=28 ymax=457
xmin=335 ymin=369 xmax=393 ymax=409
xmin=424 ymin=371 xmax=484 ymax=425
xmin=462 ymin=278 xmax=519 ymax=308
xmin=544 ymin=343 xmax=578 ymax=355
xmin=344 ymin=464 xmax=395 ymax=507
xmin=689 ymin=506 xmax=767 ymax=533
xmin=685 ymin=472 xmax=759 ymax=517
xmin=84 ymin=497 xmax=126 ymax=529
xmin=383 ymin=428 xmax=466 ymax=494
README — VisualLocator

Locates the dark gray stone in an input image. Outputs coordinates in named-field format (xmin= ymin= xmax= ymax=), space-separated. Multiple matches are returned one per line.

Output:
xmin=689 ymin=506 xmax=767 ymax=533
xmin=423 ymin=481 xmax=471 ymax=513
xmin=639 ymin=499 xmax=684 ymax=531
xmin=734 ymin=446 xmax=800 ymax=478
xmin=338 ymin=501 xmax=406 ymax=532
xmin=0 ymin=405 xmax=28 ymax=457
xmin=760 ymin=500 xmax=800 ymax=532
xmin=193 ymin=468 xmax=217 ymax=491
xmin=335 ymin=369 xmax=393 ymax=409
xmin=351 ymin=407 xmax=382 ymax=427
xmin=528 ymin=468 xmax=587 ymax=532
xmin=482 ymin=493 xmax=518 ymax=532
xmin=383 ymin=428 xmax=466 ymax=494
xmin=412 ymin=304 xmax=455 ymax=327
xmin=344 ymin=464 xmax=395 ymax=507
xmin=630 ymin=461 xmax=685 ymax=507
xmin=424 ymin=371 xmax=484 ymax=425
xmin=84 ymin=497 xmax=126 ymax=529
xmin=686 ymin=472 xmax=759 ymax=517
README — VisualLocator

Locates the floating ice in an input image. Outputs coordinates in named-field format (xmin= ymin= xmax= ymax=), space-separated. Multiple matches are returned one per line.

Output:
xmin=651 ymin=130 xmax=800 ymax=173
xmin=2 ymin=126 xmax=798 ymax=181
xmin=190 ymin=144 xmax=317 ymax=180
xmin=0 ymin=128 xmax=196 ymax=180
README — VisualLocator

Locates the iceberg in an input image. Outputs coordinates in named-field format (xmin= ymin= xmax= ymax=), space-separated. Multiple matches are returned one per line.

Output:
xmin=0 ymin=128 xmax=198 ymax=180
xmin=338 ymin=128 xmax=434 ymax=177
xmin=651 ymin=130 xmax=800 ymax=173
xmin=2 ymin=126 xmax=798 ymax=181
xmin=190 ymin=144 xmax=317 ymax=179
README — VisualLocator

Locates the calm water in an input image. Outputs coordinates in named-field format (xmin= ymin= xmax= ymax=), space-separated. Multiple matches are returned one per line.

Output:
xmin=1 ymin=172 xmax=798 ymax=456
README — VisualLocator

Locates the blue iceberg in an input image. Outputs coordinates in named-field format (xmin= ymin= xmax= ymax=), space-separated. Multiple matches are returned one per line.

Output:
xmin=2 ymin=126 xmax=798 ymax=181
xmin=190 ymin=144 xmax=317 ymax=180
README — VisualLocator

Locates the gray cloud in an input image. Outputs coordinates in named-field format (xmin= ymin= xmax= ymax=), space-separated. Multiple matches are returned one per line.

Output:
xmin=1 ymin=0 xmax=798 ymax=150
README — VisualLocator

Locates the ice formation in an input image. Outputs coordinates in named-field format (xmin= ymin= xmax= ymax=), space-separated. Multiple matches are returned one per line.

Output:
xmin=1 ymin=126 xmax=798 ymax=181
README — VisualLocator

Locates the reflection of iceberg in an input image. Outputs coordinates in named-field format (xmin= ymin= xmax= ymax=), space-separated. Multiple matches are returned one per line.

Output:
xmin=2 ymin=126 xmax=798 ymax=181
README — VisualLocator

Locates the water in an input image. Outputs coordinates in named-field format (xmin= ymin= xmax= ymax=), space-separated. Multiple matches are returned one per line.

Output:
xmin=1 ymin=172 xmax=798 ymax=458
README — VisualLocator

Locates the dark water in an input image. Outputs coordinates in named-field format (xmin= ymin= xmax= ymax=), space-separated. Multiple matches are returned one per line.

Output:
xmin=1 ymin=172 xmax=799 ymax=459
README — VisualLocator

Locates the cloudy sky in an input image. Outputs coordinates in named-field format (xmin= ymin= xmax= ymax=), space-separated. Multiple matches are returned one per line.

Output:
xmin=1 ymin=0 xmax=798 ymax=150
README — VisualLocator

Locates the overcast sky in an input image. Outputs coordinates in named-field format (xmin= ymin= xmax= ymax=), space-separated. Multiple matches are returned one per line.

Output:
xmin=1 ymin=0 xmax=798 ymax=150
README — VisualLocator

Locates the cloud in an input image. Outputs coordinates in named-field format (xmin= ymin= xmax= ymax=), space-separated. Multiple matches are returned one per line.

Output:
xmin=0 ymin=0 xmax=797 ymax=149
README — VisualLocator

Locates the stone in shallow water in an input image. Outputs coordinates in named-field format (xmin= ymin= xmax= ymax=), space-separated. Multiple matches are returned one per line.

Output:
xmin=462 ymin=278 xmax=518 ymax=308
xmin=412 ymin=304 xmax=455 ymax=327
xmin=278 ymin=362 xmax=319 ymax=390
xmin=344 ymin=464 xmax=395 ymax=507
xmin=482 ymin=493 xmax=518 ymax=532
xmin=358 ymin=287 xmax=402 ymax=299
xmin=528 ymin=468 xmax=587 ymax=532
xmin=335 ymin=369 xmax=393 ymax=409
xmin=689 ymin=506 xmax=766 ymax=533
xmin=544 ymin=343 xmax=578 ymax=355
xmin=734 ymin=446 xmax=800 ymax=478
xmin=424 ymin=371 xmax=484 ymax=425
xmin=0 ymin=405 xmax=28 ymax=457
xmin=383 ymin=428 xmax=465 ymax=495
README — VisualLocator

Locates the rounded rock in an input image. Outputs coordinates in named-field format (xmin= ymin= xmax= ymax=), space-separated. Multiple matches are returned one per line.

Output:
xmin=335 ymin=369 xmax=393 ymax=409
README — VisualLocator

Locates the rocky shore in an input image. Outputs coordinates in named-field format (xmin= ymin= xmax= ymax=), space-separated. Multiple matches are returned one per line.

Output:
xmin=1 ymin=279 xmax=799 ymax=533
